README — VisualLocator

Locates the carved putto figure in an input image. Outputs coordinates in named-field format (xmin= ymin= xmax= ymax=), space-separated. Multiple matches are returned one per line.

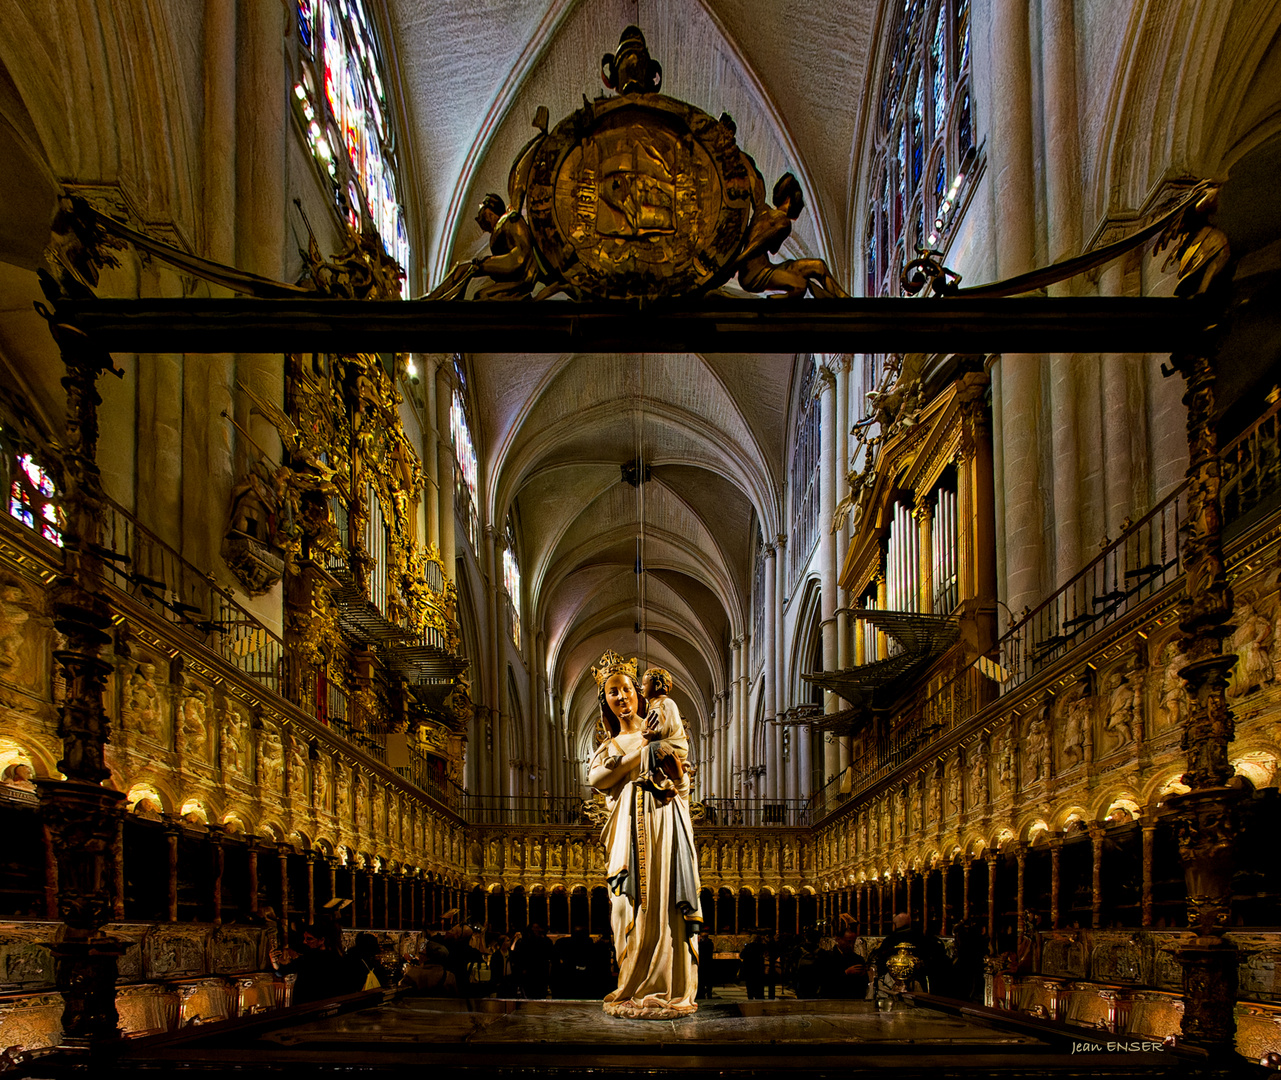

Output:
xmin=125 ymin=662 xmax=163 ymax=741
xmin=735 ymin=173 xmax=848 ymax=299
xmin=1104 ymin=672 xmax=1137 ymax=750
xmin=1227 ymin=597 xmax=1274 ymax=699
xmin=429 ymin=194 xmax=541 ymax=302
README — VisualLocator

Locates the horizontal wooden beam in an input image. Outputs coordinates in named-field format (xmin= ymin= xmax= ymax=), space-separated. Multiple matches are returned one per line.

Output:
xmin=54 ymin=295 xmax=1213 ymax=355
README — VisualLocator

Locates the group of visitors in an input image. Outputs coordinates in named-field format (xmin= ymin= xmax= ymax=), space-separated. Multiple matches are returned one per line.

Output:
xmin=400 ymin=922 xmax=620 ymax=999
xmin=269 ymin=928 xmax=389 ymax=1004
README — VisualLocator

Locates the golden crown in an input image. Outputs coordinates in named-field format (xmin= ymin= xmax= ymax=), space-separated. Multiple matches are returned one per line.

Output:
xmin=592 ymin=650 xmax=638 ymax=687
xmin=643 ymin=666 xmax=674 ymax=692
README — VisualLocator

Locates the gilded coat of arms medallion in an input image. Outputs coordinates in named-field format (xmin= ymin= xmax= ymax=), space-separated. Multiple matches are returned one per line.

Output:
xmin=523 ymin=34 xmax=757 ymax=301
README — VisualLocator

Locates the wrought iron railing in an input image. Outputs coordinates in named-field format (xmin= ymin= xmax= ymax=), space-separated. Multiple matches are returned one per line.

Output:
xmin=94 ymin=497 xmax=467 ymax=813
xmin=998 ymin=483 xmax=1187 ymax=687
xmin=100 ymin=496 xmax=287 ymax=694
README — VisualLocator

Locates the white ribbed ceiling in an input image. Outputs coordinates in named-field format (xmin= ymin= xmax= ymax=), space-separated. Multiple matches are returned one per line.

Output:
xmin=385 ymin=0 xmax=878 ymax=745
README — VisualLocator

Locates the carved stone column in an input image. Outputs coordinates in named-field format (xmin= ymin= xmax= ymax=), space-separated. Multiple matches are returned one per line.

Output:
xmin=986 ymin=853 xmax=997 ymax=946
xmin=1015 ymin=843 xmax=1027 ymax=940
xmin=247 ymin=842 xmax=260 ymax=916
xmin=31 ymin=305 xmax=131 ymax=1046
xmin=165 ymin=824 xmax=180 ymax=922
xmin=1089 ymin=824 xmax=1105 ymax=930
xmin=209 ymin=824 xmax=225 ymax=926
xmin=1164 ymin=342 xmax=1243 ymax=1052
xmin=961 ymin=856 xmax=971 ymax=921
xmin=111 ymin=817 xmax=125 ymax=921
xmin=1141 ymin=823 xmax=1156 ymax=928
xmin=277 ymin=845 xmax=291 ymax=926
xmin=1049 ymin=836 xmax=1062 ymax=930
xmin=305 ymin=852 xmax=317 ymax=925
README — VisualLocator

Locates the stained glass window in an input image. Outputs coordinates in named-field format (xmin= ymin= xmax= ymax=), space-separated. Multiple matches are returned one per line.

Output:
xmin=8 ymin=452 xmax=63 ymax=547
xmin=865 ymin=0 xmax=976 ymax=298
xmin=502 ymin=516 xmax=521 ymax=650
xmin=293 ymin=0 xmax=411 ymax=296
xmin=450 ymin=388 xmax=479 ymax=551
xmin=789 ymin=359 xmax=822 ymax=587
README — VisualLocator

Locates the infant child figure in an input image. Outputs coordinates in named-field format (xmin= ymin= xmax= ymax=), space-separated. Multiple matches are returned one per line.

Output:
xmin=638 ymin=667 xmax=686 ymax=803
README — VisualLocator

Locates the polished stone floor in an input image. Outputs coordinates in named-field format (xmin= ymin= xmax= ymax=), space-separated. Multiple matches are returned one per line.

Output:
xmin=261 ymin=996 xmax=1042 ymax=1048
xmin=26 ymin=996 xmax=1218 ymax=1078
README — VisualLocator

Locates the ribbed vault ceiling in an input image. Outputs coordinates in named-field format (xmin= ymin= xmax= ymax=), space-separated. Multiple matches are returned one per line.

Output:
xmin=385 ymin=0 xmax=878 ymax=751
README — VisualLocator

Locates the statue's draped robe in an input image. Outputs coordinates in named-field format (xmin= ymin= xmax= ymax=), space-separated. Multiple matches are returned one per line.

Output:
xmin=590 ymin=699 xmax=702 ymax=1015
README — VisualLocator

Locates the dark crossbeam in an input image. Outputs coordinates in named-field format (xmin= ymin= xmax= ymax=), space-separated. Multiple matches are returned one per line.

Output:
xmin=55 ymin=295 xmax=1214 ymax=354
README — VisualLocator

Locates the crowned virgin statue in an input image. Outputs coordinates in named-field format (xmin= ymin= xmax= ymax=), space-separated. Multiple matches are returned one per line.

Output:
xmin=586 ymin=651 xmax=703 ymax=1018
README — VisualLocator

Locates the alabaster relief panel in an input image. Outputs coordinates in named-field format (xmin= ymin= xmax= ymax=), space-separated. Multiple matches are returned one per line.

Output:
xmin=178 ymin=684 xmax=212 ymax=764
xmin=122 ymin=657 xmax=167 ymax=747
xmin=0 ymin=924 xmax=55 ymax=989
xmin=211 ymin=925 xmax=264 ymax=974
xmin=115 ymin=982 xmax=181 ymax=1036
xmin=144 ymin=925 xmax=208 ymax=980
xmin=0 ymin=991 xmax=62 ymax=1054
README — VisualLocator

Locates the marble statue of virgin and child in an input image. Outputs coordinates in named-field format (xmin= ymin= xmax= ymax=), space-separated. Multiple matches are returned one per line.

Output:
xmin=586 ymin=651 xmax=703 ymax=1018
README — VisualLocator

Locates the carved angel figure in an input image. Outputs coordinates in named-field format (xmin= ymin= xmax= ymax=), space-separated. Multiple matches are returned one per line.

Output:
xmin=1227 ymin=599 xmax=1274 ymax=699
xmin=1059 ymin=683 xmax=1087 ymax=768
xmin=947 ymin=761 xmax=962 ymax=815
xmin=427 ymin=194 xmax=541 ymax=301
xmin=334 ymin=763 xmax=350 ymax=816
xmin=1104 ymin=672 xmax=1137 ymax=750
xmin=315 ymin=755 xmax=331 ymax=812
xmin=126 ymin=662 xmax=163 ymax=741
xmin=259 ymin=728 xmax=283 ymax=791
xmin=973 ymin=749 xmax=989 ymax=807
xmin=1159 ymin=641 xmax=1191 ymax=729
xmin=180 ymin=689 xmax=209 ymax=760
xmin=220 ymin=706 xmax=243 ymax=774
xmin=1024 ymin=707 xmax=1050 ymax=783
xmin=288 ymin=744 xmax=308 ymax=803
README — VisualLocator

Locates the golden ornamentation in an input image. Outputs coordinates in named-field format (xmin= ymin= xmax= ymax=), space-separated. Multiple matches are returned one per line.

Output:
xmin=592 ymin=650 xmax=638 ymax=687
xmin=523 ymin=28 xmax=758 ymax=301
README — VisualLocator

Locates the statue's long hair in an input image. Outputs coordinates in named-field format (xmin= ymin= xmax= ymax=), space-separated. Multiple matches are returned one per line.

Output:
xmin=598 ymin=673 xmax=648 ymax=739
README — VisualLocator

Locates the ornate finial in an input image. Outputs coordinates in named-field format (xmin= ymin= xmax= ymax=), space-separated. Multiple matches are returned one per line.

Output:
xmin=601 ymin=26 xmax=662 ymax=95
xmin=592 ymin=649 xmax=638 ymax=687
